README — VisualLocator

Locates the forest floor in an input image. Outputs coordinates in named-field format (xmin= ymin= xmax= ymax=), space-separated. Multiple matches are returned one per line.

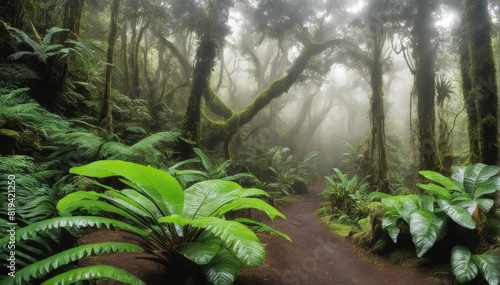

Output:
xmin=80 ymin=184 xmax=453 ymax=285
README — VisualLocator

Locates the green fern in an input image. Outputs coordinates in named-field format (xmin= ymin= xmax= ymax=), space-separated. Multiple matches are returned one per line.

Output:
xmin=12 ymin=242 xmax=143 ymax=284
xmin=0 ymin=88 xmax=69 ymax=135
xmin=168 ymin=148 xmax=259 ymax=187
xmin=40 ymin=265 xmax=146 ymax=285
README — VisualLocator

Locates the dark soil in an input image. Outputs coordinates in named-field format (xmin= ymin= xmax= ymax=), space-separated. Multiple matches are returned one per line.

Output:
xmin=80 ymin=184 xmax=443 ymax=285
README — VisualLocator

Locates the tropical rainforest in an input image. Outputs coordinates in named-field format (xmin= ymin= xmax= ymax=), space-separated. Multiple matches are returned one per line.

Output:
xmin=0 ymin=0 xmax=499 ymax=284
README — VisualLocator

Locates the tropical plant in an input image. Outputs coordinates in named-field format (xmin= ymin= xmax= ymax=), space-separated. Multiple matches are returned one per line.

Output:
xmin=0 ymin=87 xmax=69 ymax=153
xmin=319 ymin=168 xmax=370 ymax=222
xmin=0 ymin=155 xmax=77 ymax=281
xmin=451 ymin=246 xmax=500 ymax=285
xmin=46 ymin=127 xmax=180 ymax=168
xmin=263 ymin=147 xmax=319 ymax=195
xmin=7 ymin=26 xmax=85 ymax=68
xmin=167 ymin=148 xmax=258 ymax=187
xmin=0 ymin=160 xmax=288 ymax=285
xmin=371 ymin=163 xmax=500 ymax=284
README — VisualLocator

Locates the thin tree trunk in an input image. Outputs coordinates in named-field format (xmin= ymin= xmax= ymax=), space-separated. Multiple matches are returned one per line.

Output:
xmin=121 ymin=21 xmax=130 ymax=96
xmin=369 ymin=29 xmax=390 ymax=193
xmin=63 ymin=0 xmax=85 ymax=38
xmin=457 ymin=8 xmax=480 ymax=163
xmin=98 ymin=0 xmax=121 ymax=132
xmin=415 ymin=0 xmax=440 ymax=171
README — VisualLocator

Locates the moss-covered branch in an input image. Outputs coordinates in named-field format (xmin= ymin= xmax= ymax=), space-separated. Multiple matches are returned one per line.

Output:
xmin=155 ymin=31 xmax=191 ymax=77
xmin=203 ymin=87 xmax=235 ymax=119
xmin=202 ymin=39 xmax=351 ymax=146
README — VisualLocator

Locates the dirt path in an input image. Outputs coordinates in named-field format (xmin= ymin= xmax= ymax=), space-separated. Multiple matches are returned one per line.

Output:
xmin=235 ymin=184 xmax=435 ymax=285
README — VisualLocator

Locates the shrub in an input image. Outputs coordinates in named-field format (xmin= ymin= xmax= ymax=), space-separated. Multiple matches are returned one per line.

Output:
xmin=0 ymin=160 xmax=289 ymax=285
xmin=371 ymin=163 xmax=500 ymax=285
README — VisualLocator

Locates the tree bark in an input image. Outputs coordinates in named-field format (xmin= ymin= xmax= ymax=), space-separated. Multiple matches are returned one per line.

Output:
xmin=415 ymin=0 xmax=440 ymax=171
xmin=457 ymin=8 xmax=480 ymax=163
xmin=464 ymin=0 xmax=499 ymax=165
xmin=63 ymin=0 xmax=85 ymax=38
xmin=98 ymin=0 xmax=121 ymax=132
xmin=369 ymin=29 xmax=390 ymax=192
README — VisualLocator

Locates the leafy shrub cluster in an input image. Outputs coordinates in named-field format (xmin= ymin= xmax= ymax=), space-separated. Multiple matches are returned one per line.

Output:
xmin=318 ymin=168 xmax=370 ymax=224
xmin=318 ymin=163 xmax=500 ymax=284
xmin=371 ymin=163 xmax=500 ymax=284
xmin=0 ymin=160 xmax=289 ymax=285
xmin=260 ymin=146 xmax=320 ymax=195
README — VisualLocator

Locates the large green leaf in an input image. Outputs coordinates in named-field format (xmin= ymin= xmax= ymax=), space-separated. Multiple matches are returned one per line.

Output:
xmin=177 ymin=232 xmax=221 ymax=265
xmin=57 ymin=191 xmax=144 ymax=225
xmin=475 ymin=198 xmax=494 ymax=213
xmin=202 ymin=248 xmax=241 ymax=285
xmin=471 ymin=252 xmax=500 ymax=285
xmin=451 ymin=246 xmax=478 ymax=284
xmin=15 ymin=242 xmax=143 ymax=284
xmin=40 ymin=265 xmax=146 ymax=285
xmin=409 ymin=209 xmax=447 ymax=257
xmin=418 ymin=195 xmax=434 ymax=212
xmin=0 ymin=216 xmax=148 ymax=247
xmin=70 ymin=160 xmax=184 ymax=215
xmin=436 ymin=199 xmax=476 ymax=229
xmin=235 ymin=218 xmax=292 ymax=241
xmin=417 ymin=183 xmax=452 ymax=199
xmin=212 ymin=198 xmax=285 ymax=221
xmin=462 ymin=164 xmax=499 ymax=196
xmin=159 ymin=215 xmax=265 ymax=266
xmin=183 ymin=180 xmax=268 ymax=219
xmin=381 ymin=215 xmax=401 ymax=243
xmin=419 ymin=170 xmax=458 ymax=191
xmin=474 ymin=179 xmax=500 ymax=198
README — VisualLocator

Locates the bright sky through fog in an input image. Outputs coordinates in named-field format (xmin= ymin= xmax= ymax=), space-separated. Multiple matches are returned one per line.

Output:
xmin=347 ymin=0 xmax=366 ymax=14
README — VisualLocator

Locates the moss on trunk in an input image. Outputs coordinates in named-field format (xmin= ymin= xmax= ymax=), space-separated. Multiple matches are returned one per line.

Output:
xmin=464 ymin=0 xmax=499 ymax=165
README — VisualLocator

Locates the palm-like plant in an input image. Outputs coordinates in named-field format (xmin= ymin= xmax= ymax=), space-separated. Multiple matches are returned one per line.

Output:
xmin=0 ymin=160 xmax=288 ymax=285
xmin=7 ymin=26 xmax=84 ymax=67
xmin=7 ymin=25 xmax=86 ymax=109
xmin=168 ymin=148 xmax=258 ymax=187
xmin=264 ymin=147 xmax=319 ymax=195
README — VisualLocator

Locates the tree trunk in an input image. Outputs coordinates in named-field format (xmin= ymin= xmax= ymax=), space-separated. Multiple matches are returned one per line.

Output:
xmin=464 ymin=0 xmax=499 ymax=165
xmin=369 ymin=29 xmax=390 ymax=192
xmin=98 ymin=0 xmax=121 ymax=132
xmin=457 ymin=8 xmax=480 ymax=163
xmin=415 ymin=0 xmax=440 ymax=171
xmin=121 ymin=21 xmax=131 ymax=96
xmin=63 ymin=0 xmax=85 ymax=38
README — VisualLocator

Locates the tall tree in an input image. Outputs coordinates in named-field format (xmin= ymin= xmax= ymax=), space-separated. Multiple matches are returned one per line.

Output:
xmin=456 ymin=3 xmax=480 ymax=163
xmin=63 ymin=0 xmax=85 ymax=38
xmin=414 ymin=0 xmax=440 ymax=171
xmin=98 ymin=0 xmax=121 ymax=132
xmin=464 ymin=0 xmax=499 ymax=165
xmin=368 ymin=22 xmax=390 ymax=192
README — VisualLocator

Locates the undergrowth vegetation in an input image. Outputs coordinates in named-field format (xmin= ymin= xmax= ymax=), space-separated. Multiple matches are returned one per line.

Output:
xmin=0 ymin=160 xmax=290 ymax=285
xmin=318 ymin=163 xmax=500 ymax=285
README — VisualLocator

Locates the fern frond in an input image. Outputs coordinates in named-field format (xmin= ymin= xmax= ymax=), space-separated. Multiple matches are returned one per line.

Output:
xmin=7 ymin=26 xmax=42 ymax=53
xmin=15 ymin=242 xmax=143 ymax=284
xmin=43 ymin=27 xmax=69 ymax=46
xmin=40 ymin=265 xmax=146 ymax=285
xmin=0 ymin=216 xmax=148 ymax=247
xmin=159 ymin=215 xmax=265 ymax=267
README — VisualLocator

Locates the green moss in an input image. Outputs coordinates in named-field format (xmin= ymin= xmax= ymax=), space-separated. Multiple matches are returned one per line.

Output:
xmin=320 ymin=217 xmax=354 ymax=238
xmin=0 ymin=128 xmax=19 ymax=138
